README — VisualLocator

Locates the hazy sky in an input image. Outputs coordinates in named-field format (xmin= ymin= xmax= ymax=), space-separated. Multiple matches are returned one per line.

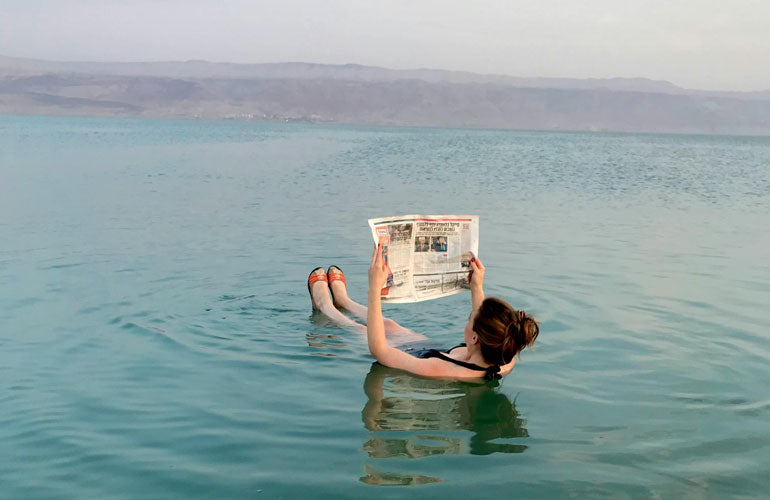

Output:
xmin=1 ymin=0 xmax=768 ymax=91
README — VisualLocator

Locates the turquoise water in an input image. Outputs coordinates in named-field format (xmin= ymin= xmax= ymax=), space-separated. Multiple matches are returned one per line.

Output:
xmin=1 ymin=115 xmax=769 ymax=498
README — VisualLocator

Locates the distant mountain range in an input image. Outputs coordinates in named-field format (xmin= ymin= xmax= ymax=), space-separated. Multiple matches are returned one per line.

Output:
xmin=1 ymin=54 xmax=768 ymax=134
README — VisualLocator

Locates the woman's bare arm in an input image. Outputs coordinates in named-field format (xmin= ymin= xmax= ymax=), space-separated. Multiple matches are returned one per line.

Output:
xmin=366 ymin=244 xmax=458 ymax=378
xmin=366 ymin=243 xmax=390 ymax=360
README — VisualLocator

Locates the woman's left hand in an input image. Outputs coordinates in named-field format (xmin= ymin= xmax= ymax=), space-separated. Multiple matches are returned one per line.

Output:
xmin=469 ymin=255 xmax=485 ymax=290
xmin=368 ymin=243 xmax=388 ymax=292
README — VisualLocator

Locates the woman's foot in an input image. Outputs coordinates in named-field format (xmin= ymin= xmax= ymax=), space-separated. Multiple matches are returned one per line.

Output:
xmin=327 ymin=265 xmax=348 ymax=308
xmin=307 ymin=267 xmax=330 ymax=310
xmin=327 ymin=266 xmax=369 ymax=321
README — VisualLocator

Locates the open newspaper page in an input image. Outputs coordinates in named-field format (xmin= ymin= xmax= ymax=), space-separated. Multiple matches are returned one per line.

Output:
xmin=368 ymin=215 xmax=479 ymax=303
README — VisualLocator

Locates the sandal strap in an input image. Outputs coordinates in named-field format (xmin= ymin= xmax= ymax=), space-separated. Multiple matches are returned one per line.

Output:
xmin=308 ymin=273 xmax=328 ymax=285
xmin=327 ymin=272 xmax=346 ymax=283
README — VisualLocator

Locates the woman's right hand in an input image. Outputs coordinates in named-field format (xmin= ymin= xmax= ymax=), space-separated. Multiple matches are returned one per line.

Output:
xmin=469 ymin=256 xmax=485 ymax=290
xmin=368 ymin=243 xmax=388 ymax=292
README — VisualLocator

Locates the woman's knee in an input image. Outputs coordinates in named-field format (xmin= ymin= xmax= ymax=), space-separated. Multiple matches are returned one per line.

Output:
xmin=383 ymin=318 xmax=401 ymax=331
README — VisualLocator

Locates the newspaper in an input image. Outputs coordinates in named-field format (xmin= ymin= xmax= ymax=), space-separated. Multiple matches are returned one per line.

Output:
xmin=368 ymin=215 xmax=479 ymax=303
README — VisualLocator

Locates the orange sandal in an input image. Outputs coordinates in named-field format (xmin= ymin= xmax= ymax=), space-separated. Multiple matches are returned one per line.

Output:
xmin=307 ymin=267 xmax=328 ymax=308
xmin=327 ymin=265 xmax=346 ymax=303
xmin=327 ymin=265 xmax=346 ymax=284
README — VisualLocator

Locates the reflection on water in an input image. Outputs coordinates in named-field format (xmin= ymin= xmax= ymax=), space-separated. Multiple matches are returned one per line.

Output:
xmin=305 ymin=332 xmax=347 ymax=354
xmin=360 ymin=465 xmax=443 ymax=487
xmin=305 ymin=311 xmax=350 ymax=356
xmin=360 ymin=362 xmax=528 ymax=485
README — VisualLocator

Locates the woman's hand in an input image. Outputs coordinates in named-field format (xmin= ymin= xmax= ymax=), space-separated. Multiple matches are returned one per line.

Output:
xmin=469 ymin=255 xmax=485 ymax=311
xmin=368 ymin=243 xmax=388 ymax=292
xmin=469 ymin=256 xmax=485 ymax=290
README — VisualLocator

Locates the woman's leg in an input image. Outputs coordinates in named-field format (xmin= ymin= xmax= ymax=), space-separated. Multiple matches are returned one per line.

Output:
xmin=310 ymin=277 xmax=365 ymax=333
xmin=329 ymin=277 xmax=427 ymax=341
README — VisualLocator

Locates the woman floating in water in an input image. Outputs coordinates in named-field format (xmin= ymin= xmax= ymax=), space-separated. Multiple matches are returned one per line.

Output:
xmin=307 ymin=244 xmax=539 ymax=380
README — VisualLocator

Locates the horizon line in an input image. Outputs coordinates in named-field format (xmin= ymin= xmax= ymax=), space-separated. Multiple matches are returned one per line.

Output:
xmin=2 ymin=53 xmax=768 ymax=94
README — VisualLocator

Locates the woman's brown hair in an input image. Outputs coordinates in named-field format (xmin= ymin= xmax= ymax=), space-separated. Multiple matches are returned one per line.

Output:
xmin=473 ymin=297 xmax=539 ymax=366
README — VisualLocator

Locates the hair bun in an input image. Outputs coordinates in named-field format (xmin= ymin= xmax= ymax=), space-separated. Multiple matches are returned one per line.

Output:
xmin=474 ymin=297 xmax=539 ymax=366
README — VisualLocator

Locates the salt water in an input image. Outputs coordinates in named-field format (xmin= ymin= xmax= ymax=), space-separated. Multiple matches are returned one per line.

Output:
xmin=1 ymin=115 xmax=769 ymax=498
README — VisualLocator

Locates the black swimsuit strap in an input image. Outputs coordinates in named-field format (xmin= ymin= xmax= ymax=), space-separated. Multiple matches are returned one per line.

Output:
xmin=422 ymin=344 xmax=502 ymax=380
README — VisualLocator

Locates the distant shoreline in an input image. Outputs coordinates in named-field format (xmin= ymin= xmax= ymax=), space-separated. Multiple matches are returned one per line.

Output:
xmin=2 ymin=55 xmax=769 ymax=135
xmin=4 ymin=112 xmax=769 ymax=138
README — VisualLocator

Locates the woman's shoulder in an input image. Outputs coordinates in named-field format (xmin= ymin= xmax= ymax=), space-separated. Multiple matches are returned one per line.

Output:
xmin=399 ymin=343 xmax=514 ymax=380
xmin=418 ymin=356 xmax=490 ymax=379
xmin=445 ymin=343 xmax=468 ymax=358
